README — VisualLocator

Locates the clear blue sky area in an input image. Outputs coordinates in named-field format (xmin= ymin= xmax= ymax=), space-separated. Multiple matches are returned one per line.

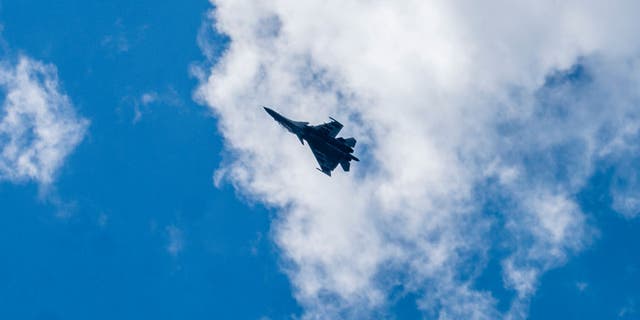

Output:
xmin=0 ymin=1 xmax=638 ymax=319
xmin=0 ymin=1 xmax=299 ymax=319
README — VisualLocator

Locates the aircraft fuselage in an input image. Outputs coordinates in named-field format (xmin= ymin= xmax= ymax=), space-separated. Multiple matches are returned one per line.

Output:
xmin=264 ymin=107 xmax=359 ymax=176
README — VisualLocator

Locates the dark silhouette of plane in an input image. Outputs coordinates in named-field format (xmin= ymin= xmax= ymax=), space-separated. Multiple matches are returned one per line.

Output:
xmin=264 ymin=107 xmax=359 ymax=176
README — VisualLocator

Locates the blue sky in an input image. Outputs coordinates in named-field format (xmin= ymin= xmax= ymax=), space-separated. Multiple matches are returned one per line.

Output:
xmin=0 ymin=1 xmax=298 ymax=319
xmin=1 ymin=1 xmax=639 ymax=319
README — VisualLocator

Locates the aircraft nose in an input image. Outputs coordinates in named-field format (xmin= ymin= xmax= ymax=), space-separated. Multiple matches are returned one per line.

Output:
xmin=264 ymin=107 xmax=278 ymax=118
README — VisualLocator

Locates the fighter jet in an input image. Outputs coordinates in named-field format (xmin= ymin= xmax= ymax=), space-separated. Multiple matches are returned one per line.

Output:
xmin=264 ymin=107 xmax=359 ymax=176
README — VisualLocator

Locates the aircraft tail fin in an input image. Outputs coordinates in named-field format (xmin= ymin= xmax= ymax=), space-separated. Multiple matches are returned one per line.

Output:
xmin=343 ymin=137 xmax=356 ymax=148
xmin=340 ymin=160 xmax=351 ymax=172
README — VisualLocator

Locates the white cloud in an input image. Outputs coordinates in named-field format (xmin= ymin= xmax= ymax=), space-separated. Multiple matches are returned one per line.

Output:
xmin=0 ymin=56 xmax=88 ymax=185
xmin=196 ymin=1 xmax=640 ymax=318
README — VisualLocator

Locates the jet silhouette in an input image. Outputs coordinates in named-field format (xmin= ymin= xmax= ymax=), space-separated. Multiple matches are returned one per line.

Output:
xmin=264 ymin=107 xmax=359 ymax=176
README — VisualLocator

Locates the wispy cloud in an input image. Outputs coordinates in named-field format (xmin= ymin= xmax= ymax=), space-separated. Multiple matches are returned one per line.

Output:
xmin=123 ymin=88 xmax=183 ymax=124
xmin=196 ymin=1 xmax=640 ymax=318
xmin=0 ymin=56 xmax=88 ymax=186
xmin=98 ymin=212 xmax=109 ymax=228
xmin=140 ymin=92 xmax=158 ymax=106
xmin=619 ymin=298 xmax=636 ymax=318
xmin=166 ymin=224 xmax=184 ymax=257
xmin=100 ymin=18 xmax=149 ymax=55
xmin=611 ymin=160 xmax=640 ymax=219
xmin=576 ymin=281 xmax=588 ymax=292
